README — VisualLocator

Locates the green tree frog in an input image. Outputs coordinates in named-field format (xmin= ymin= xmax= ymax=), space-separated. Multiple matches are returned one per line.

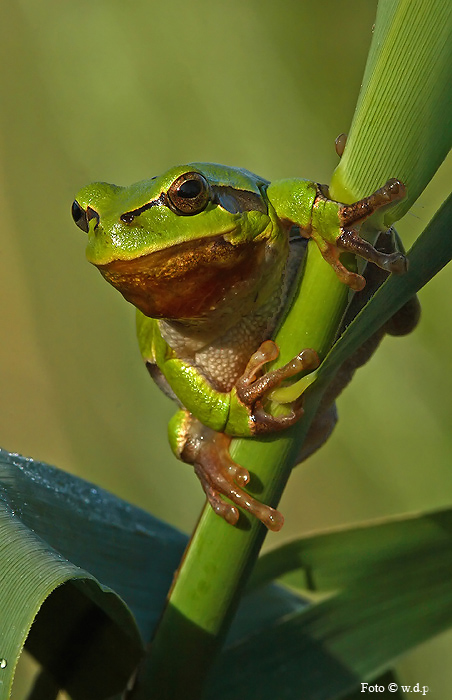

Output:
xmin=72 ymin=163 xmax=410 ymax=530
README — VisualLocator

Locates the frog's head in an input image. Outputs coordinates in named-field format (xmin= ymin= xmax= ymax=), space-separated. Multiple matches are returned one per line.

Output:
xmin=72 ymin=164 xmax=284 ymax=320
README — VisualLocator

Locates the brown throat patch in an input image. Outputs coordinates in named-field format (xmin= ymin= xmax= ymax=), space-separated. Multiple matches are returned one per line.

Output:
xmin=96 ymin=234 xmax=268 ymax=319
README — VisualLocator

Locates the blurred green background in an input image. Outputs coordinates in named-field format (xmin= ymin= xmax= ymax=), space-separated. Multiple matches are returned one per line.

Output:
xmin=1 ymin=0 xmax=451 ymax=697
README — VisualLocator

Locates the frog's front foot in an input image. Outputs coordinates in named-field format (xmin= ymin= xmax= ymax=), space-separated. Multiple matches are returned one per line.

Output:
xmin=182 ymin=427 xmax=284 ymax=531
xmin=235 ymin=340 xmax=319 ymax=434
xmin=313 ymin=179 xmax=408 ymax=291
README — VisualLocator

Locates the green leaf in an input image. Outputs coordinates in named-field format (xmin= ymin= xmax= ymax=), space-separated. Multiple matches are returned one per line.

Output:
xmin=0 ymin=449 xmax=187 ymax=699
xmin=251 ymin=509 xmax=452 ymax=592
xmin=209 ymin=508 xmax=452 ymax=700
xmin=330 ymin=0 xmax=452 ymax=219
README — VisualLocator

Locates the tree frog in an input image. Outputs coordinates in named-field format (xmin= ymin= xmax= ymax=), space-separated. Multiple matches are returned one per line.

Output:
xmin=72 ymin=163 xmax=409 ymax=530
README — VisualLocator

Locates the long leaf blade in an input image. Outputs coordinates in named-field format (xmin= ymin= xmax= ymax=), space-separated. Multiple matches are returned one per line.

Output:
xmin=0 ymin=449 xmax=187 ymax=698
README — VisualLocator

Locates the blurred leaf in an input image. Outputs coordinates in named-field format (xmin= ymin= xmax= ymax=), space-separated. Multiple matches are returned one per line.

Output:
xmin=209 ymin=507 xmax=452 ymax=700
xmin=250 ymin=509 xmax=452 ymax=591
xmin=0 ymin=448 xmax=187 ymax=698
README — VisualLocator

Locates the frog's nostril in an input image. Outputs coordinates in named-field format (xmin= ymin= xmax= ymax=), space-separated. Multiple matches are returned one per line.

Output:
xmin=87 ymin=206 xmax=100 ymax=230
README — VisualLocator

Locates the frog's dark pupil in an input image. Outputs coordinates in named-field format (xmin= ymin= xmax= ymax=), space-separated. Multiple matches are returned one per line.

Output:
xmin=178 ymin=179 xmax=202 ymax=199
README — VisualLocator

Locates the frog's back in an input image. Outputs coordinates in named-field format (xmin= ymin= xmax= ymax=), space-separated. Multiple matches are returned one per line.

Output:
xmin=188 ymin=163 xmax=269 ymax=193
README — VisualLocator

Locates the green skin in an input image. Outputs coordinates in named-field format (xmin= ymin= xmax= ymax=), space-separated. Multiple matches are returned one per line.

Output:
xmin=72 ymin=163 xmax=407 ymax=530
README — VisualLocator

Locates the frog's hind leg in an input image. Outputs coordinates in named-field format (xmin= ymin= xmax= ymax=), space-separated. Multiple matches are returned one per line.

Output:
xmin=169 ymin=410 xmax=284 ymax=531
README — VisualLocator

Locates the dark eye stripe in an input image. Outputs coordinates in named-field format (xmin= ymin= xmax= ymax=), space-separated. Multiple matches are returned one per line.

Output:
xmin=120 ymin=191 xmax=166 ymax=223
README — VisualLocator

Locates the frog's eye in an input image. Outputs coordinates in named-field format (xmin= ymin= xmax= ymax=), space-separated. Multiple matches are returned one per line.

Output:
xmin=167 ymin=172 xmax=211 ymax=215
xmin=71 ymin=201 xmax=100 ymax=233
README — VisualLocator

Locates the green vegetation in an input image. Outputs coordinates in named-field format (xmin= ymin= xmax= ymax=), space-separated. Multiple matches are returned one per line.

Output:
xmin=0 ymin=0 xmax=450 ymax=698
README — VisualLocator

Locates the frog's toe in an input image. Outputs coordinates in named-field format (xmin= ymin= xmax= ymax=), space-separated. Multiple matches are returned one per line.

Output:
xmin=226 ymin=463 xmax=250 ymax=487
xmin=338 ymin=228 xmax=408 ymax=277
xmin=252 ymin=402 xmax=304 ymax=433
xmin=201 ymin=480 xmax=240 ymax=526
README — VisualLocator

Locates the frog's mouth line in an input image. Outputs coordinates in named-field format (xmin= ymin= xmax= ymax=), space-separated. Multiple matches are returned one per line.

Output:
xmin=96 ymin=233 xmax=268 ymax=319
